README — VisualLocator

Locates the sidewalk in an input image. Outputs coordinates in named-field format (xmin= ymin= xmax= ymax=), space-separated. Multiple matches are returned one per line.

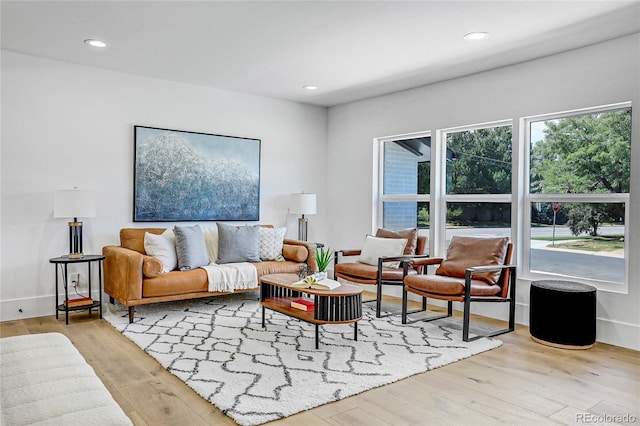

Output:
xmin=531 ymin=239 xmax=624 ymax=258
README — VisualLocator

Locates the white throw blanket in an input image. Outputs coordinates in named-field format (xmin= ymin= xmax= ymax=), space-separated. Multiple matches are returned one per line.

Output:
xmin=202 ymin=262 xmax=258 ymax=292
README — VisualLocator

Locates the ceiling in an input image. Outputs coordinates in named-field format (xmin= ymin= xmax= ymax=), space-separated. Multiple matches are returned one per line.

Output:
xmin=2 ymin=1 xmax=639 ymax=107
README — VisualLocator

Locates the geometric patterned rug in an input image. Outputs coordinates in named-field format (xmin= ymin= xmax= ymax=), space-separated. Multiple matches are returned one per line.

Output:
xmin=104 ymin=292 xmax=501 ymax=426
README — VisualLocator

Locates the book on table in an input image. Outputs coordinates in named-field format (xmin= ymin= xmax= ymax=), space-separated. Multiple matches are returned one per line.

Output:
xmin=291 ymin=276 xmax=341 ymax=291
xmin=290 ymin=298 xmax=315 ymax=311
xmin=65 ymin=297 xmax=93 ymax=307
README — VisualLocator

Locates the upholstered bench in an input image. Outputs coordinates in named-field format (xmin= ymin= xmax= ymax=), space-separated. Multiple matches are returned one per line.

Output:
xmin=529 ymin=280 xmax=597 ymax=349
xmin=0 ymin=333 xmax=132 ymax=425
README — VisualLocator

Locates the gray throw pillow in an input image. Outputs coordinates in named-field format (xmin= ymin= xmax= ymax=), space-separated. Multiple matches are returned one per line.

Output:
xmin=174 ymin=225 xmax=209 ymax=271
xmin=216 ymin=223 xmax=261 ymax=264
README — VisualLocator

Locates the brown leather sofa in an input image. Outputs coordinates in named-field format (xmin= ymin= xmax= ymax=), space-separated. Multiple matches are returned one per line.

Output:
xmin=103 ymin=227 xmax=318 ymax=323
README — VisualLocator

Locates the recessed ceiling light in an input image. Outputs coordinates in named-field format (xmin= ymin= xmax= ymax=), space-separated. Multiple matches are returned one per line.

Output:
xmin=303 ymin=85 xmax=318 ymax=91
xmin=84 ymin=39 xmax=108 ymax=48
xmin=463 ymin=32 xmax=490 ymax=41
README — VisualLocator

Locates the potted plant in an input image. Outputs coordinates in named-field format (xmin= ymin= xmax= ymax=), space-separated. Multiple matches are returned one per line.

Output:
xmin=314 ymin=246 xmax=333 ymax=281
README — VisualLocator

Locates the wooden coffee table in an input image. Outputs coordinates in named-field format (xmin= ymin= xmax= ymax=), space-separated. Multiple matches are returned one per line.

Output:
xmin=259 ymin=273 xmax=363 ymax=349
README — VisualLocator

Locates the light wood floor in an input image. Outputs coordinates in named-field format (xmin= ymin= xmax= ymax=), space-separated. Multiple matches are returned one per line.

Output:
xmin=1 ymin=299 xmax=638 ymax=426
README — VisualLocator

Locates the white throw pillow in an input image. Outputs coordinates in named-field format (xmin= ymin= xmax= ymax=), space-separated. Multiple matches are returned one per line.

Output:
xmin=259 ymin=227 xmax=286 ymax=261
xmin=144 ymin=229 xmax=177 ymax=273
xmin=203 ymin=225 xmax=219 ymax=264
xmin=357 ymin=235 xmax=408 ymax=268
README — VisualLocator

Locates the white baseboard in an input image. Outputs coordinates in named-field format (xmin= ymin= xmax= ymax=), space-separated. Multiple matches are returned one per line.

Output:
xmin=1 ymin=291 xmax=103 ymax=322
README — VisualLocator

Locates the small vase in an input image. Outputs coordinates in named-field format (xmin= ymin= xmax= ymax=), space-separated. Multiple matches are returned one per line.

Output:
xmin=314 ymin=271 xmax=327 ymax=281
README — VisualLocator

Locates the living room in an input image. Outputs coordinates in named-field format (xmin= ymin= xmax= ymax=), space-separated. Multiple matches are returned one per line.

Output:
xmin=1 ymin=1 xmax=639 ymax=425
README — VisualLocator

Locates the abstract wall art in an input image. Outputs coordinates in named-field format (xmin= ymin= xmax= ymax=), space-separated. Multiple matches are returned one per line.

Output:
xmin=134 ymin=126 xmax=260 ymax=221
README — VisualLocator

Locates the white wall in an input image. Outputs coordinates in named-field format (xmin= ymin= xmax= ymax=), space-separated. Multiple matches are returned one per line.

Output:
xmin=0 ymin=51 xmax=328 ymax=321
xmin=326 ymin=34 xmax=640 ymax=350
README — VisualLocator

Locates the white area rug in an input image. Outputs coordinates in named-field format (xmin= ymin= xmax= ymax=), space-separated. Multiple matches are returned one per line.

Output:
xmin=104 ymin=293 xmax=501 ymax=426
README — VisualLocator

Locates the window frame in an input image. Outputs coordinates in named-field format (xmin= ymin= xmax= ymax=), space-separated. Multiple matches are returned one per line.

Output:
xmin=521 ymin=102 xmax=631 ymax=293
xmin=375 ymin=130 xmax=432 ymax=236
xmin=435 ymin=119 xmax=514 ymax=254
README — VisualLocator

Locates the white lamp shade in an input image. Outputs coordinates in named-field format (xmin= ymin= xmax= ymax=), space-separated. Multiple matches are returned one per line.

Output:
xmin=290 ymin=193 xmax=317 ymax=215
xmin=54 ymin=189 xmax=97 ymax=218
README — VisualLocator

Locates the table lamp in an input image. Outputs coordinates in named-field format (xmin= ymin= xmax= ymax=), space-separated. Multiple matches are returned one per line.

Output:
xmin=290 ymin=193 xmax=316 ymax=241
xmin=54 ymin=188 xmax=96 ymax=258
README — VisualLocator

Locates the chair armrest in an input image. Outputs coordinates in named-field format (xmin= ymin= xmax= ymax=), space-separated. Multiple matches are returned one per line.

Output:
xmin=464 ymin=264 xmax=517 ymax=299
xmin=102 ymin=245 xmax=144 ymax=304
xmin=336 ymin=249 xmax=362 ymax=256
xmin=466 ymin=264 xmax=516 ymax=275
xmin=403 ymin=256 xmax=444 ymax=268
xmin=400 ymin=256 xmax=444 ymax=276
xmin=333 ymin=249 xmax=362 ymax=267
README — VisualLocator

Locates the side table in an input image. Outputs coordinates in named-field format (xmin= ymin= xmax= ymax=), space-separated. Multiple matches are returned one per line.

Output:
xmin=49 ymin=255 xmax=105 ymax=324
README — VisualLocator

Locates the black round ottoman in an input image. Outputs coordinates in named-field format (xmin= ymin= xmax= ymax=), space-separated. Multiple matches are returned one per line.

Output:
xmin=530 ymin=280 xmax=597 ymax=349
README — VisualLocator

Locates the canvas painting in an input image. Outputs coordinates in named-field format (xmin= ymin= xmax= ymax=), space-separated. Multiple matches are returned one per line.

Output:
xmin=134 ymin=126 xmax=260 ymax=221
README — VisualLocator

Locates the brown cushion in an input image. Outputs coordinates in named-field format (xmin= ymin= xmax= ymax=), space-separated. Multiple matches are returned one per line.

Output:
xmin=142 ymin=268 xmax=209 ymax=297
xmin=335 ymin=262 xmax=416 ymax=284
xmin=254 ymin=261 xmax=305 ymax=276
xmin=376 ymin=227 xmax=418 ymax=255
xmin=282 ymin=244 xmax=308 ymax=262
xmin=435 ymin=236 xmax=509 ymax=284
xmin=120 ymin=228 xmax=165 ymax=254
xmin=405 ymin=274 xmax=501 ymax=297
xmin=142 ymin=255 xmax=164 ymax=278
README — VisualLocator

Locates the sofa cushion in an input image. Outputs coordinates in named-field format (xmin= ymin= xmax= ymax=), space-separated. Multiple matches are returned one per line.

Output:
xmin=144 ymin=229 xmax=177 ymax=273
xmin=259 ymin=227 xmax=286 ymax=261
xmin=357 ymin=235 xmax=407 ymax=267
xmin=142 ymin=255 xmax=163 ymax=278
xmin=404 ymin=274 xmax=501 ymax=297
xmin=282 ymin=244 xmax=308 ymax=263
xmin=375 ymin=227 xmax=418 ymax=255
xmin=174 ymin=225 xmax=209 ymax=271
xmin=436 ymin=236 xmax=509 ymax=284
xmin=217 ymin=223 xmax=261 ymax=264
xmin=254 ymin=260 xmax=307 ymax=276
xmin=202 ymin=225 xmax=219 ymax=263
xmin=142 ymin=268 xmax=209 ymax=297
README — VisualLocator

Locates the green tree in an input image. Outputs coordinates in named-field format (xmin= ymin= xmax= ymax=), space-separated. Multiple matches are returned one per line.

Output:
xmin=567 ymin=204 xmax=607 ymax=237
xmin=531 ymin=109 xmax=631 ymax=235
xmin=446 ymin=126 xmax=512 ymax=223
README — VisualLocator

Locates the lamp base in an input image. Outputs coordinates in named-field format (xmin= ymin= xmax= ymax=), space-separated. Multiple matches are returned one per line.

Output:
xmin=298 ymin=217 xmax=308 ymax=241
xmin=68 ymin=220 xmax=84 ymax=258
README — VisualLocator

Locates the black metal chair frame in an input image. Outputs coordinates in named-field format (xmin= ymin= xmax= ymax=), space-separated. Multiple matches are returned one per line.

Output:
xmin=334 ymin=251 xmax=431 ymax=318
xmin=401 ymin=261 xmax=517 ymax=342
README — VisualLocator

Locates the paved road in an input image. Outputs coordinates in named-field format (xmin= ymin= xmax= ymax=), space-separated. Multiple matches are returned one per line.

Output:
xmin=530 ymin=248 xmax=624 ymax=282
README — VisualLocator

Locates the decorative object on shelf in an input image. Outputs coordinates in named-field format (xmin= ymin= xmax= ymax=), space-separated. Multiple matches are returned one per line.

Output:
xmin=54 ymin=188 xmax=96 ymax=258
xmin=134 ymin=126 xmax=261 ymax=222
xmin=64 ymin=297 xmax=93 ymax=308
xmin=290 ymin=192 xmax=316 ymax=241
xmin=290 ymin=298 xmax=315 ymax=311
xmin=315 ymin=246 xmax=333 ymax=280
xmin=291 ymin=275 xmax=340 ymax=290
xmin=297 ymin=264 xmax=313 ymax=280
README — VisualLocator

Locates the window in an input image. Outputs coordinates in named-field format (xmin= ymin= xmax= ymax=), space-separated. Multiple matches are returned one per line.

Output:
xmin=375 ymin=103 xmax=630 ymax=293
xmin=377 ymin=132 xmax=431 ymax=242
xmin=524 ymin=103 xmax=631 ymax=291
xmin=439 ymin=122 xmax=513 ymax=249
